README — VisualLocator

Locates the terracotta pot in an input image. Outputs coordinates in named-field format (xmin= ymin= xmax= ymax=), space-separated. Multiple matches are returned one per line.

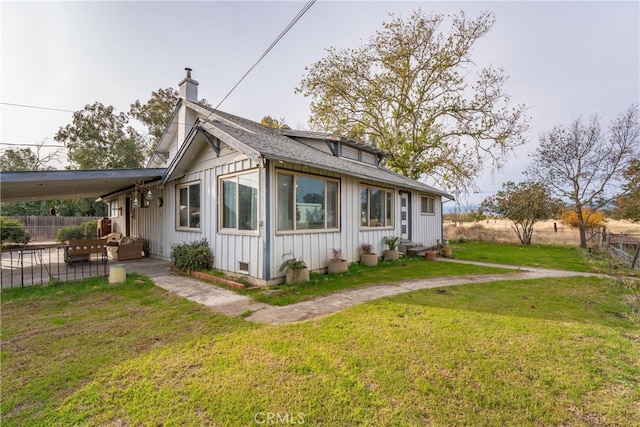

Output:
xmin=285 ymin=267 xmax=309 ymax=283
xmin=328 ymin=259 xmax=348 ymax=274
xmin=442 ymin=247 xmax=453 ymax=258
xmin=383 ymin=250 xmax=400 ymax=261
xmin=425 ymin=250 xmax=437 ymax=260
xmin=360 ymin=253 xmax=379 ymax=267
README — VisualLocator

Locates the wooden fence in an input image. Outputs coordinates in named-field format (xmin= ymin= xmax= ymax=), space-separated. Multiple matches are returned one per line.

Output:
xmin=6 ymin=216 xmax=97 ymax=241
xmin=605 ymin=232 xmax=640 ymax=272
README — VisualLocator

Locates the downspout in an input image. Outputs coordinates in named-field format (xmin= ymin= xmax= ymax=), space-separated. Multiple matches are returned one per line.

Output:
xmin=442 ymin=197 xmax=454 ymax=244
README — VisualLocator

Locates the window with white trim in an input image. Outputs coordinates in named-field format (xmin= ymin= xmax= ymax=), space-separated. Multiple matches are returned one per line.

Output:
xmin=220 ymin=171 xmax=258 ymax=232
xmin=360 ymin=186 xmax=393 ymax=228
xmin=177 ymin=182 xmax=200 ymax=230
xmin=276 ymin=171 xmax=339 ymax=232
xmin=421 ymin=196 xmax=435 ymax=215
xmin=109 ymin=200 xmax=120 ymax=218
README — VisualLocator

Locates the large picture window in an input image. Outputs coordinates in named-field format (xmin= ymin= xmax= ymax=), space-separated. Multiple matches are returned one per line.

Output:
xmin=276 ymin=171 xmax=339 ymax=232
xmin=220 ymin=171 xmax=258 ymax=232
xmin=360 ymin=186 xmax=393 ymax=228
xmin=177 ymin=182 xmax=201 ymax=229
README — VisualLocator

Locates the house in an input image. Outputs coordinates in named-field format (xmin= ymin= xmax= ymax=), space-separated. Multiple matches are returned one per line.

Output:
xmin=104 ymin=69 xmax=453 ymax=285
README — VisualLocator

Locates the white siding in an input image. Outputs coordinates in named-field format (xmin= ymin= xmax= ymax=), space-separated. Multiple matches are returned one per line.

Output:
xmin=140 ymin=143 xmax=444 ymax=282
xmin=268 ymin=163 xmax=444 ymax=281
xmin=409 ymin=191 xmax=443 ymax=248
xmin=159 ymin=143 xmax=265 ymax=279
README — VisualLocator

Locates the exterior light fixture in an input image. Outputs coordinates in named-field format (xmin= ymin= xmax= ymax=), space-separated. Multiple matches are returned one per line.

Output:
xmin=146 ymin=189 xmax=153 ymax=201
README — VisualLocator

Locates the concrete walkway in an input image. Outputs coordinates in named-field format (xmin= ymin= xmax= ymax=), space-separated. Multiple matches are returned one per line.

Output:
xmin=126 ymin=258 xmax=601 ymax=324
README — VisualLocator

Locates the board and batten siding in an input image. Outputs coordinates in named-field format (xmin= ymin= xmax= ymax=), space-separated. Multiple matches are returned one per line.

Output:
xmin=135 ymin=187 xmax=165 ymax=258
xmin=270 ymin=162 xmax=344 ymax=279
xmin=268 ymin=163 xmax=444 ymax=280
xmin=161 ymin=143 xmax=265 ymax=279
xmin=409 ymin=191 xmax=443 ymax=249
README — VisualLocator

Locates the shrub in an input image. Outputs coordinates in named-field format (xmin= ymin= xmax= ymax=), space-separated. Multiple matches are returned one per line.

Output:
xmin=560 ymin=209 xmax=606 ymax=229
xmin=55 ymin=220 xmax=98 ymax=243
xmin=0 ymin=217 xmax=31 ymax=247
xmin=170 ymin=239 xmax=213 ymax=273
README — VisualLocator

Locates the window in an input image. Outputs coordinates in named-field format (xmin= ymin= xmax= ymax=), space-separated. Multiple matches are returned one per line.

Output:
xmin=220 ymin=171 xmax=258 ymax=232
xmin=109 ymin=200 xmax=120 ymax=218
xmin=276 ymin=171 xmax=339 ymax=232
xmin=421 ymin=196 xmax=435 ymax=215
xmin=177 ymin=182 xmax=200 ymax=229
xmin=360 ymin=186 xmax=393 ymax=228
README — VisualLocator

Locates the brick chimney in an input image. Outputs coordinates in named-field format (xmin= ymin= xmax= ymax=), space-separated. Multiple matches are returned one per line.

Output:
xmin=179 ymin=67 xmax=198 ymax=102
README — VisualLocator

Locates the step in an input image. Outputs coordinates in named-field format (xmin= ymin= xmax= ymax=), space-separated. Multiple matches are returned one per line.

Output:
xmin=398 ymin=241 xmax=422 ymax=255
xmin=407 ymin=246 xmax=429 ymax=256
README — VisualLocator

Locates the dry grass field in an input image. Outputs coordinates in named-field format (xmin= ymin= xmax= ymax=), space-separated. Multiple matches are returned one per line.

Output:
xmin=445 ymin=218 xmax=640 ymax=246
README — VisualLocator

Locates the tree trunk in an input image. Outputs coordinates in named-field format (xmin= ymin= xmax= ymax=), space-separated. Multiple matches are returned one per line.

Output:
xmin=576 ymin=206 xmax=588 ymax=248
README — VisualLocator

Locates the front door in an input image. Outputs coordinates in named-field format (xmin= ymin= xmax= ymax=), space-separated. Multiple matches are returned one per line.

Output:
xmin=400 ymin=192 xmax=410 ymax=240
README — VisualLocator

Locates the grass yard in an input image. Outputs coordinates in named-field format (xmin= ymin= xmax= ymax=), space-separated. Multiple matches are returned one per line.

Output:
xmin=2 ymin=272 xmax=639 ymax=425
xmin=449 ymin=241 xmax=615 ymax=272
xmin=244 ymin=257 xmax=515 ymax=306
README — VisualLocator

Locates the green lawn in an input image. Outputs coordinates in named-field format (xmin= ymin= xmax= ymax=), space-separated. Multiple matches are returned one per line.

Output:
xmin=449 ymin=241 xmax=616 ymax=272
xmin=244 ymin=257 xmax=514 ymax=305
xmin=2 ymin=272 xmax=639 ymax=425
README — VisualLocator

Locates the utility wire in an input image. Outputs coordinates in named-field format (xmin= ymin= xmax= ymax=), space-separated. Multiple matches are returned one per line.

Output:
xmin=211 ymin=0 xmax=316 ymax=113
xmin=4 ymin=0 xmax=316 ymax=156
xmin=0 ymin=142 xmax=64 ymax=148
xmin=0 ymin=102 xmax=75 ymax=113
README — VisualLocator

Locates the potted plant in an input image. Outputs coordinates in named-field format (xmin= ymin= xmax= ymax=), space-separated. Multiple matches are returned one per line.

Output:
xmin=382 ymin=236 xmax=402 ymax=261
xmin=424 ymin=246 xmax=438 ymax=260
xmin=360 ymin=243 xmax=378 ymax=267
xmin=328 ymin=248 xmax=348 ymax=274
xmin=279 ymin=255 xmax=309 ymax=283
xmin=441 ymin=245 xmax=453 ymax=258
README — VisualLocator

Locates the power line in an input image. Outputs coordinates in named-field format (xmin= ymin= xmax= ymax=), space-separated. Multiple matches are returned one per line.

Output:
xmin=1 ymin=142 xmax=65 ymax=147
xmin=0 ymin=102 xmax=75 ymax=113
xmin=212 ymin=0 xmax=316 ymax=113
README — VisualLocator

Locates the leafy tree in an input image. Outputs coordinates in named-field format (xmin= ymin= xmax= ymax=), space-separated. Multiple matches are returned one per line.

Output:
xmin=297 ymin=10 xmax=528 ymax=193
xmin=0 ymin=141 xmax=64 ymax=216
xmin=130 ymin=88 xmax=211 ymax=152
xmin=261 ymin=115 xmax=291 ymax=130
xmin=482 ymin=181 xmax=562 ymax=245
xmin=55 ymin=102 xmax=147 ymax=169
xmin=130 ymin=87 xmax=179 ymax=150
xmin=611 ymin=159 xmax=640 ymax=222
xmin=527 ymin=105 xmax=639 ymax=248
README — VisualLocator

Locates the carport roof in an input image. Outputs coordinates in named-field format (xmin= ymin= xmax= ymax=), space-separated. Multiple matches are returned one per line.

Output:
xmin=0 ymin=169 xmax=166 ymax=202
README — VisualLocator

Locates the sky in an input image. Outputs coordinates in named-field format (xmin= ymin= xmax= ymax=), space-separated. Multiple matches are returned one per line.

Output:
xmin=1 ymin=0 xmax=639 ymax=207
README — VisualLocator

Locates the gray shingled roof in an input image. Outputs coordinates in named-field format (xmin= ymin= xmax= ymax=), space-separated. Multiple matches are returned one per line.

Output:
xmin=186 ymin=101 xmax=453 ymax=199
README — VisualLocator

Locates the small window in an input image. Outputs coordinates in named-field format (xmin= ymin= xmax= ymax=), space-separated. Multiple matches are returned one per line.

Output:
xmin=220 ymin=171 xmax=258 ymax=232
xmin=177 ymin=182 xmax=201 ymax=230
xmin=421 ymin=196 xmax=435 ymax=215
xmin=109 ymin=200 xmax=120 ymax=218
xmin=360 ymin=186 xmax=393 ymax=228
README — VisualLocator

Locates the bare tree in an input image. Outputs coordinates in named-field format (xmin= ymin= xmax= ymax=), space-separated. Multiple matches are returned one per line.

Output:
xmin=527 ymin=105 xmax=639 ymax=247
xmin=0 ymin=139 xmax=62 ymax=171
